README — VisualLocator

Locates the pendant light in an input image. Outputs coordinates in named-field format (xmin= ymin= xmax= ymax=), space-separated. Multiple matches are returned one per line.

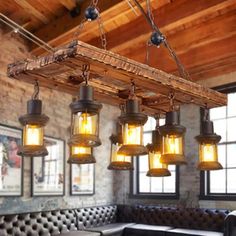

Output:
xmin=68 ymin=65 xmax=102 ymax=148
xmin=68 ymin=145 xmax=95 ymax=164
xmin=146 ymin=117 xmax=171 ymax=177
xmin=195 ymin=108 xmax=222 ymax=171
xmin=108 ymin=121 xmax=133 ymax=170
xmin=18 ymin=81 xmax=49 ymax=157
xmin=160 ymin=93 xmax=186 ymax=165
xmin=118 ymin=81 xmax=148 ymax=156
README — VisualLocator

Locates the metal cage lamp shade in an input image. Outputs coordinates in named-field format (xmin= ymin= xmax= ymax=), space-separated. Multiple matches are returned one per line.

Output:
xmin=118 ymin=82 xmax=148 ymax=156
xmin=108 ymin=123 xmax=133 ymax=170
xmin=18 ymin=82 xmax=49 ymax=157
xmin=146 ymin=127 xmax=171 ymax=177
xmin=68 ymin=83 xmax=102 ymax=147
xmin=67 ymin=145 xmax=96 ymax=164
xmin=195 ymin=110 xmax=222 ymax=171
xmin=160 ymin=110 xmax=186 ymax=165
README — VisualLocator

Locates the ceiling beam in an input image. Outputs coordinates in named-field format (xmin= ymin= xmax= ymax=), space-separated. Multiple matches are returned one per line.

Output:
xmin=87 ymin=0 xmax=236 ymax=53
xmin=30 ymin=0 xmax=125 ymax=55
xmin=58 ymin=0 xmax=77 ymax=10
xmin=13 ymin=0 xmax=49 ymax=24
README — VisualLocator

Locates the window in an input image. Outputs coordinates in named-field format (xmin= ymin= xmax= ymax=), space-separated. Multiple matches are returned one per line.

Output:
xmin=200 ymin=92 xmax=236 ymax=200
xmin=131 ymin=117 xmax=179 ymax=199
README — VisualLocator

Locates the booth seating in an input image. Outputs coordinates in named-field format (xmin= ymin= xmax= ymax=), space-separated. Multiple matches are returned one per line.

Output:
xmin=0 ymin=205 xmax=234 ymax=236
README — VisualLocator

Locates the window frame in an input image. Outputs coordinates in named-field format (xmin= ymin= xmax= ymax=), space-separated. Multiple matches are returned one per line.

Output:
xmin=200 ymin=86 xmax=236 ymax=201
xmin=129 ymin=127 xmax=180 ymax=200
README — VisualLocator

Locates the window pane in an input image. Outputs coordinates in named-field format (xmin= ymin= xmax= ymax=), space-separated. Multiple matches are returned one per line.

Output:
xmin=227 ymin=118 xmax=236 ymax=142
xmin=163 ymin=172 xmax=176 ymax=193
xmin=227 ymin=144 xmax=236 ymax=168
xmin=209 ymin=169 xmax=226 ymax=193
xmin=210 ymin=106 xmax=226 ymax=120
xmin=227 ymin=93 xmax=236 ymax=117
xmin=227 ymin=169 xmax=236 ymax=193
xmin=143 ymin=132 xmax=152 ymax=146
xmin=139 ymin=155 xmax=148 ymax=172
xmin=218 ymin=145 xmax=226 ymax=168
xmin=150 ymin=177 xmax=163 ymax=193
xmin=168 ymin=165 xmax=176 ymax=171
xmin=139 ymin=173 xmax=150 ymax=192
xmin=144 ymin=117 xmax=156 ymax=131
xmin=213 ymin=119 xmax=226 ymax=143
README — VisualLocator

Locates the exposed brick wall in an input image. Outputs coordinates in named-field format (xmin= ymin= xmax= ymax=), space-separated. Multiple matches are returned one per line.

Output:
xmin=0 ymin=32 xmax=119 ymax=214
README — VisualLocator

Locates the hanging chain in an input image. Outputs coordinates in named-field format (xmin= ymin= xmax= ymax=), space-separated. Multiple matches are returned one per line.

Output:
xmin=73 ymin=19 xmax=86 ymax=40
xmin=129 ymin=79 xmax=136 ymax=98
xmin=91 ymin=0 xmax=99 ymax=6
xmin=132 ymin=0 xmax=191 ymax=81
xmin=97 ymin=16 xmax=107 ymax=50
xmin=168 ymin=92 xmax=175 ymax=111
xmin=32 ymin=80 xmax=39 ymax=100
xmin=204 ymin=103 xmax=210 ymax=121
xmin=154 ymin=113 xmax=160 ymax=130
xmin=81 ymin=64 xmax=90 ymax=85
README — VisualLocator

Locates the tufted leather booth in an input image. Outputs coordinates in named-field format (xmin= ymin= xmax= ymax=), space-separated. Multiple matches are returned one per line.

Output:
xmin=75 ymin=205 xmax=117 ymax=230
xmin=133 ymin=205 xmax=230 ymax=232
xmin=0 ymin=209 xmax=77 ymax=236
xmin=0 ymin=204 xmax=233 ymax=236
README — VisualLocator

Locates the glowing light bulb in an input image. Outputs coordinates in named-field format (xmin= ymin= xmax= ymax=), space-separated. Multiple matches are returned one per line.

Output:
xmin=168 ymin=136 xmax=180 ymax=154
xmin=152 ymin=152 xmax=162 ymax=168
xmin=203 ymin=144 xmax=215 ymax=162
xmin=74 ymin=147 xmax=87 ymax=154
xmin=125 ymin=125 xmax=141 ymax=145
xmin=80 ymin=113 xmax=92 ymax=134
xmin=24 ymin=125 xmax=42 ymax=145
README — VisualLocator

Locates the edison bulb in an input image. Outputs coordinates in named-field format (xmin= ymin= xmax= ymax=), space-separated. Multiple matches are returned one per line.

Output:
xmin=23 ymin=125 xmax=43 ymax=146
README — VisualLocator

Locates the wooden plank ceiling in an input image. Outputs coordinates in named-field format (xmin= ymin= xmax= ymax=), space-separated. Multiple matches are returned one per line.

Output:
xmin=1 ymin=0 xmax=236 ymax=81
xmin=7 ymin=40 xmax=227 ymax=116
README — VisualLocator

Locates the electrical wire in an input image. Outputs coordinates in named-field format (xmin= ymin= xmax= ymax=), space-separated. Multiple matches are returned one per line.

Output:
xmin=0 ymin=13 xmax=54 ymax=53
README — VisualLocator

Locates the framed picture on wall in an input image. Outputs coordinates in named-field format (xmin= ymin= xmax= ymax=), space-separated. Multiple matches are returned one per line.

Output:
xmin=70 ymin=164 xmax=95 ymax=195
xmin=32 ymin=137 xmax=65 ymax=196
xmin=0 ymin=124 xmax=23 ymax=196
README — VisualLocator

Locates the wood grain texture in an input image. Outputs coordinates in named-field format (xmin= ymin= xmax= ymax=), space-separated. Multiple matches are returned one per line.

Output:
xmin=7 ymin=40 xmax=227 ymax=114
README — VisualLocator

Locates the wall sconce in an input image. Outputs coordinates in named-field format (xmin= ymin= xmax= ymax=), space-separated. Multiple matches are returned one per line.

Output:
xmin=195 ymin=108 xmax=222 ymax=171
xmin=160 ymin=94 xmax=186 ymax=165
xmin=118 ymin=81 xmax=148 ymax=156
xmin=147 ymin=117 xmax=171 ymax=177
xmin=18 ymin=81 xmax=49 ymax=157
xmin=68 ymin=65 xmax=102 ymax=148
xmin=108 ymin=122 xmax=133 ymax=170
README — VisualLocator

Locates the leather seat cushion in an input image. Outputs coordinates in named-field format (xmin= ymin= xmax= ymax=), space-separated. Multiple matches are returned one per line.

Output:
xmin=166 ymin=228 xmax=223 ymax=236
xmin=53 ymin=231 xmax=100 ymax=236
xmin=85 ymin=223 xmax=134 ymax=236
xmin=123 ymin=224 xmax=174 ymax=236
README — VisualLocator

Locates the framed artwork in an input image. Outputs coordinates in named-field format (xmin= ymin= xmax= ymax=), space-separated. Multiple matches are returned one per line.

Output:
xmin=70 ymin=164 xmax=95 ymax=195
xmin=32 ymin=137 xmax=65 ymax=196
xmin=0 ymin=124 xmax=23 ymax=196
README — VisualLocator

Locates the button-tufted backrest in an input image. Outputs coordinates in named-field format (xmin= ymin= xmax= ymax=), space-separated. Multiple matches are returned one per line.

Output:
xmin=75 ymin=205 xmax=117 ymax=230
xmin=0 ymin=209 xmax=77 ymax=236
xmin=134 ymin=205 xmax=230 ymax=232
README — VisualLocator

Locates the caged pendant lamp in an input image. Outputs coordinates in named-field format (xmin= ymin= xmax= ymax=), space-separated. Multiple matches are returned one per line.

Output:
xmin=18 ymin=81 xmax=49 ymax=157
xmin=118 ymin=81 xmax=148 ymax=156
xmin=108 ymin=121 xmax=133 ymax=171
xmin=68 ymin=65 xmax=102 ymax=148
xmin=160 ymin=93 xmax=186 ymax=165
xmin=195 ymin=108 xmax=222 ymax=171
xmin=146 ymin=116 xmax=171 ymax=177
